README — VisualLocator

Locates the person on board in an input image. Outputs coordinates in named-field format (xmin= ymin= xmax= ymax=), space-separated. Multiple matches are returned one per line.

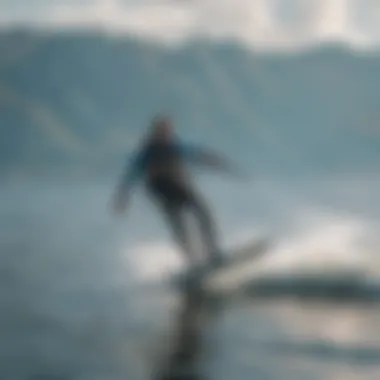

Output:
xmin=112 ymin=115 xmax=242 ymax=268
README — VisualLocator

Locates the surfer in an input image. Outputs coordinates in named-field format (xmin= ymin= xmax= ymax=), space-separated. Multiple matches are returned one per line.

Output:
xmin=112 ymin=115 xmax=241 ymax=267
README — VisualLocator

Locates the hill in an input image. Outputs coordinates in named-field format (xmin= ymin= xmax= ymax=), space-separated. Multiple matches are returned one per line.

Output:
xmin=1 ymin=29 xmax=379 ymax=179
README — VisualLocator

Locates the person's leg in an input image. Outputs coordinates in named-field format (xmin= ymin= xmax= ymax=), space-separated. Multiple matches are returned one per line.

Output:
xmin=187 ymin=192 xmax=222 ymax=264
xmin=147 ymin=177 xmax=210 ymax=266
xmin=161 ymin=202 xmax=197 ymax=266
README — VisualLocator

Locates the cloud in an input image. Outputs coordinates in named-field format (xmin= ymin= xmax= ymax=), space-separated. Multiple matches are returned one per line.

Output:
xmin=1 ymin=0 xmax=380 ymax=50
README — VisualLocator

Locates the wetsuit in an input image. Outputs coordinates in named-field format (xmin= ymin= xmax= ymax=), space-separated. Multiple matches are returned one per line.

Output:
xmin=119 ymin=138 xmax=223 ymax=264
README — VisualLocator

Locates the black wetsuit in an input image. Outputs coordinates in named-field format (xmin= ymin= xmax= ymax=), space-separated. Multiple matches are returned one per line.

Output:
xmin=120 ymin=138 xmax=221 ymax=264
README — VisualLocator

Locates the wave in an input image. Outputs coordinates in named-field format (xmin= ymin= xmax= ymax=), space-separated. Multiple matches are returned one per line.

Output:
xmin=128 ymin=207 xmax=380 ymax=304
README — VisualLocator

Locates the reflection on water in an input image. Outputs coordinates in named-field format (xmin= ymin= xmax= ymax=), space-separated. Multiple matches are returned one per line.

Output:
xmin=141 ymin=291 xmax=380 ymax=380
xmin=211 ymin=299 xmax=380 ymax=380
xmin=1 ymin=181 xmax=380 ymax=380
xmin=155 ymin=288 xmax=224 ymax=380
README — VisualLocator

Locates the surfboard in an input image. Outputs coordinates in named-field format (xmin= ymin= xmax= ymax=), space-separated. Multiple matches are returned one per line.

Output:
xmin=170 ymin=236 xmax=271 ymax=291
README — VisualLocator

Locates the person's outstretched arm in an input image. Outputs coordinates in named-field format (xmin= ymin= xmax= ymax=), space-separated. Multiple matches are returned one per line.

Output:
xmin=112 ymin=148 xmax=146 ymax=215
xmin=178 ymin=142 xmax=246 ymax=179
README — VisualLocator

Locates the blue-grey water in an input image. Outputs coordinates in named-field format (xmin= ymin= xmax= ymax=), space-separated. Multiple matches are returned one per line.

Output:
xmin=1 ymin=175 xmax=380 ymax=380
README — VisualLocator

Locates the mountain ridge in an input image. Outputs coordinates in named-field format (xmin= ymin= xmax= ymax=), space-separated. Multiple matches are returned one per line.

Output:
xmin=1 ymin=29 xmax=379 ymax=179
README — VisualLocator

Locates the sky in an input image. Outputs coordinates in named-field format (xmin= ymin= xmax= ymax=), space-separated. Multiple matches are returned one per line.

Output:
xmin=1 ymin=0 xmax=380 ymax=50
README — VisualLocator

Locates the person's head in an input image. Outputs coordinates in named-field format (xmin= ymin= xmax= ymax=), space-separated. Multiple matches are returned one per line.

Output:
xmin=149 ymin=115 xmax=174 ymax=142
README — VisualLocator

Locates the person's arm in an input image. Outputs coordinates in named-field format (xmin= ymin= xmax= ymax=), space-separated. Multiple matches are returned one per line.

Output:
xmin=178 ymin=142 xmax=244 ymax=178
xmin=112 ymin=149 xmax=146 ymax=215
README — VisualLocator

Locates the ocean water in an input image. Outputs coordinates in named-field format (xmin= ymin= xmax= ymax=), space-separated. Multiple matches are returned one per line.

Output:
xmin=1 ymin=175 xmax=380 ymax=380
